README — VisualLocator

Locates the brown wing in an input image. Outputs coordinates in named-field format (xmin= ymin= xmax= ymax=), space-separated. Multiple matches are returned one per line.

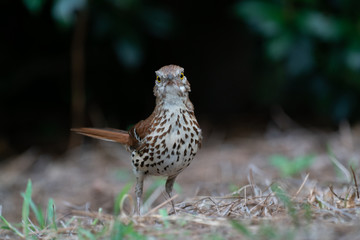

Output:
xmin=128 ymin=111 xmax=156 ymax=151
xmin=71 ymin=128 xmax=135 ymax=146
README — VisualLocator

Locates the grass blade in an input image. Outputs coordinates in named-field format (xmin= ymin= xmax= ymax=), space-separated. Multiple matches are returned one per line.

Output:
xmin=110 ymin=220 xmax=145 ymax=240
xmin=29 ymin=199 xmax=45 ymax=229
xmin=230 ymin=220 xmax=252 ymax=237
xmin=159 ymin=209 xmax=170 ymax=228
xmin=47 ymin=198 xmax=57 ymax=230
xmin=22 ymin=179 xmax=32 ymax=237
xmin=0 ymin=215 xmax=24 ymax=238
xmin=271 ymin=184 xmax=298 ymax=224
xmin=78 ymin=227 xmax=97 ymax=240
xmin=350 ymin=166 xmax=359 ymax=198
xmin=114 ymin=182 xmax=132 ymax=215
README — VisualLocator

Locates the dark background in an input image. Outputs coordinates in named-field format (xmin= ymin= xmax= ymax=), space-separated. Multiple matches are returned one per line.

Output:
xmin=2 ymin=0 xmax=360 ymax=156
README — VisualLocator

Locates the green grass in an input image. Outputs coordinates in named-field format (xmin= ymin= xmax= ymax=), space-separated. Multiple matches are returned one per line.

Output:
xmin=271 ymin=184 xmax=298 ymax=224
xmin=270 ymin=154 xmax=314 ymax=177
xmin=111 ymin=220 xmax=145 ymax=240
xmin=21 ymin=180 xmax=31 ymax=237
xmin=0 ymin=179 xmax=146 ymax=239
xmin=0 ymin=215 xmax=24 ymax=238
xmin=144 ymin=179 xmax=182 ymax=200
xmin=114 ymin=182 xmax=133 ymax=215
xmin=0 ymin=180 xmax=59 ymax=238
xmin=0 ymin=162 xmax=358 ymax=240
xmin=230 ymin=220 xmax=253 ymax=238
xmin=231 ymin=220 xmax=297 ymax=240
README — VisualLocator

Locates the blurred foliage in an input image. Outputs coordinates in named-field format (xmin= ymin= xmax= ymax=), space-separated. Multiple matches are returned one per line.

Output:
xmin=270 ymin=154 xmax=313 ymax=177
xmin=22 ymin=0 xmax=174 ymax=68
xmin=144 ymin=178 xmax=182 ymax=201
xmin=231 ymin=219 xmax=296 ymax=240
xmin=235 ymin=0 xmax=360 ymax=122
xmin=113 ymin=182 xmax=133 ymax=215
xmin=22 ymin=0 xmax=46 ymax=14
xmin=11 ymin=0 xmax=360 ymax=154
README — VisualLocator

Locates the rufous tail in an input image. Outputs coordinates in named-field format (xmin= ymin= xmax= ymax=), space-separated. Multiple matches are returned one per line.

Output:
xmin=71 ymin=128 xmax=130 ymax=145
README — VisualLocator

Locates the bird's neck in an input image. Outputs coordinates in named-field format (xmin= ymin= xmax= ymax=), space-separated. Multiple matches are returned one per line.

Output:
xmin=155 ymin=94 xmax=192 ymax=113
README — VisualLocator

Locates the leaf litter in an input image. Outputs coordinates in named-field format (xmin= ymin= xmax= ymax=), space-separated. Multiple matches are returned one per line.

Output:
xmin=1 ymin=125 xmax=360 ymax=239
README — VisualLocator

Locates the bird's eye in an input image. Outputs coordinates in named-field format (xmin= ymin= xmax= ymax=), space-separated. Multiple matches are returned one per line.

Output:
xmin=156 ymin=76 xmax=161 ymax=83
xmin=180 ymin=72 xmax=184 ymax=79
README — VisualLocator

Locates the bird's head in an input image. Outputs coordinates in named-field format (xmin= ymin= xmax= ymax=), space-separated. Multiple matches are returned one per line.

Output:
xmin=153 ymin=65 xmax=191 ymax=100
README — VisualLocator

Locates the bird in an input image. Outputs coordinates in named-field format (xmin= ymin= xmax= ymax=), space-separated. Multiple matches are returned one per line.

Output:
xmin=71 ymin=64 xmax=202 ymax=214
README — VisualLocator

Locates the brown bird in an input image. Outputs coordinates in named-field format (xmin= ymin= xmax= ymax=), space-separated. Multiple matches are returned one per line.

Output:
xmin=72 ymin=65 xmax=202 ymax=214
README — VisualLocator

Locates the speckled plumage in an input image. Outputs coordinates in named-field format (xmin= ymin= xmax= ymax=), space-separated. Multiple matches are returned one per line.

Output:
xmin=72 ymin=65 xmax=202 ymax=214
xmin=131 ymin=107 xmax=201 ymax=175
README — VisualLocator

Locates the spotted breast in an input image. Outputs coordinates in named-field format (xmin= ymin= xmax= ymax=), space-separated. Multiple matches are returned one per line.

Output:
xmin=131 ymin=108 xmax=201 ymax=177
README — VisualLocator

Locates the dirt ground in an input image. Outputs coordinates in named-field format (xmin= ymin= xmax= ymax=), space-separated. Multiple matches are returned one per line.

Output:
xmin=1 ymin=121 xmax=360 ymax=239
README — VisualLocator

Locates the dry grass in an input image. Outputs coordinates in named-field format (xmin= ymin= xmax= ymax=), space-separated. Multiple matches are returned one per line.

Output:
xmin=1 ymin=124 xmax=360 ymax=239
xmin=1 ymin=168 xmax=360 ymax=239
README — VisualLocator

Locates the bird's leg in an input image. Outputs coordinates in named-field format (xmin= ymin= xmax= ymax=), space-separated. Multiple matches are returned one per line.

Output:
xmin=135 ymin=172 xmax=145 ymax=215
xmin=165 ymin=175 xmax=178 ymax=214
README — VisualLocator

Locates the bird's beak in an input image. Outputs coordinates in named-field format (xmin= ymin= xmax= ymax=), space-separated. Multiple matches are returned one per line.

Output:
xmin=166 ymin=78 xmax=180 ymax=87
